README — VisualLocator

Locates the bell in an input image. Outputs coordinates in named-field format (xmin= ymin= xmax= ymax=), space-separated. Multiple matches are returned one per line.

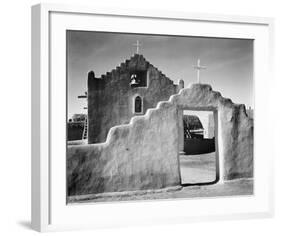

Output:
xmin=130 ymin=74 xmax=139 ymax=86
xmin=130 ymin=78 xmax=139 ymax=85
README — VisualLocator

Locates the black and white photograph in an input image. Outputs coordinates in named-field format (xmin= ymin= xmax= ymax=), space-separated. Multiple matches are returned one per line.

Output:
xmin=66 ymin=31 xmax=254 ymax=204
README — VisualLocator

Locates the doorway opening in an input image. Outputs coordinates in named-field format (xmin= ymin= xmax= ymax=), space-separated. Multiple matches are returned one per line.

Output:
xmin=178 ymin=109 xmax=219 ymax=186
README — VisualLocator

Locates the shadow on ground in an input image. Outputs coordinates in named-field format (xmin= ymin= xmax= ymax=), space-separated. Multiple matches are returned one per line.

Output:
xmin=17 ymin=221 xmax=31 ymax=230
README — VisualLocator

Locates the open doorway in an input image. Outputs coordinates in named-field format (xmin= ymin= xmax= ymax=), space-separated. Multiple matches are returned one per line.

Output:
xmin=179 ymin=109 xmax=218 ymax=186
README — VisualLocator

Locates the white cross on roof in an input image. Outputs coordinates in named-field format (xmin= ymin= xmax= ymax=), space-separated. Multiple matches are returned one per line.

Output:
xmin=133 ymin=40 xmax=141 ymax=54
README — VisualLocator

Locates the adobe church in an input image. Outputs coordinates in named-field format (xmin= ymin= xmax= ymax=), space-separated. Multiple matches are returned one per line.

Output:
xmin=87 ymin=53 xmax=184 ymax=144
xmin=67 ymin=44 xmax=253 ymax=198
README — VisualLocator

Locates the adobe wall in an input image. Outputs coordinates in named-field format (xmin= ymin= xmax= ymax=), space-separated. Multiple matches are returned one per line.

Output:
xmin=87 ymin=54 xmax=179 ymax=144
xmin=174 ymin=84 xmax=253 ymax=180
xmin=67 ymin=84 xmax=253 ymax=196
xmin=68 ymin=101 xmax=181 ymax=196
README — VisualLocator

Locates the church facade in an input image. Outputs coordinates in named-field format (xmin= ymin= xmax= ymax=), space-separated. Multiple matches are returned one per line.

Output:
xmin=87 ymin=54 xmax=184 ymax=144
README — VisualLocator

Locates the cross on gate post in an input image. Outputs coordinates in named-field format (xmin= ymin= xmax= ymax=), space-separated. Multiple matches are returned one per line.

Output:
xmin=192 ymin=59 xmax=207 ymax=84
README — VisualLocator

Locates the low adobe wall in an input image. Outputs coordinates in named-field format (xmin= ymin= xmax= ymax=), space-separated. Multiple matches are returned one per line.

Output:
xmin=184 ymin=138 xmax=215 ymax=155
xmin=67 ymin=101 xmax=181 ymax=196
xmin=67 ymin=84 xmax=253 ymax=196
xmin=67 ymin=122 xmax=84 ymax=141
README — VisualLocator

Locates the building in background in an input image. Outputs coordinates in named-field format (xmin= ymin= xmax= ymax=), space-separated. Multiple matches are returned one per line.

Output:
xmin=87 ymin=53 xmax=184 ymax=144
xmin=67 ymin=114 xmax=86 ymax=141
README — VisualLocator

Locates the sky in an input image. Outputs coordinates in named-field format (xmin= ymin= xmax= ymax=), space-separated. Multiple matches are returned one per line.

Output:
xmin=67 ymin=31 xmax=253 ymax=118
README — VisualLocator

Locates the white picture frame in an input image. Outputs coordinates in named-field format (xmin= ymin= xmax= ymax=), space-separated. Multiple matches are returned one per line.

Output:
xmin=31 ymin=3 xmax=274 ymax=232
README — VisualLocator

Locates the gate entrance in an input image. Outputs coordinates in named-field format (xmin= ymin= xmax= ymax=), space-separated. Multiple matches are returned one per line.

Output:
xmin=178 ymin=109 xmax=219 ymax=186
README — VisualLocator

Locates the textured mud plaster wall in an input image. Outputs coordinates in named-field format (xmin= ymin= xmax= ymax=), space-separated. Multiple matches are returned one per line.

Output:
xmin=68 ymin=102 xmax=180 ymax=196
xmin=174 ymin=84 xmax=253 ymax=180
xmin=87 ymin=54 xmax=180 ymax=144
xmin=67 ymin=84 xmax=253 ymax=196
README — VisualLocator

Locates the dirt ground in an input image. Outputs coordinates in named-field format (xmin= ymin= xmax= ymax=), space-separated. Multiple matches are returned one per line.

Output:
xmin=69 ymin=178 xmax=253 ymax=204
xmin=179 ymin=152 xmax=216 ymax=184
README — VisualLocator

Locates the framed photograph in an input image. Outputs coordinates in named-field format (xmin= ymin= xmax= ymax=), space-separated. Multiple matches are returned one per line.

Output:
xmin=31 ymin=3 xmax=274 ymax=232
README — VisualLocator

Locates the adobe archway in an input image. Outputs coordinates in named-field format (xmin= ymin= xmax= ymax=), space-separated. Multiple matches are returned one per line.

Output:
xmin=173 ymin=84 xmax=253 ymax=182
